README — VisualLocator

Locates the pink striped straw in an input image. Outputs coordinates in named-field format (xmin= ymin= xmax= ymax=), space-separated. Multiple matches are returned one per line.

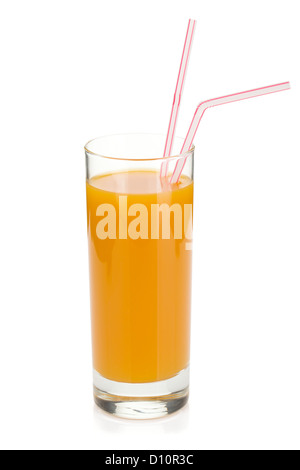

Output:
xmin=160 ymin=19 xmax=196 ymax=178
xmin=170 ymin=81 xmax=291 ymax=184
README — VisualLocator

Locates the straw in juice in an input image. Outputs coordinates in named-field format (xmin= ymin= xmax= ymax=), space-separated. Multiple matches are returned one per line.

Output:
xmin=160 ymin=19 xmax=196 ymax=178
xmin=170 ymin=82 xmax=291 ymax=183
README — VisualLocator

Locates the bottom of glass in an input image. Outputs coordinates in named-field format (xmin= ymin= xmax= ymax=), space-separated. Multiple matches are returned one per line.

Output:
xmin=93 ymin=367 xmax=189 ymax=420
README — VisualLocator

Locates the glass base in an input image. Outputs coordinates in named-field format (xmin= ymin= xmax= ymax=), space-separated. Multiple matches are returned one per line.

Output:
xmin=93 ymin=367 xmax=189 ymax=420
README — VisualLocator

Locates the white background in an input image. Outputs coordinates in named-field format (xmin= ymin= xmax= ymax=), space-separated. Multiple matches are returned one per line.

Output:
xmin=0 ymin=0 xmax=299 ymax=450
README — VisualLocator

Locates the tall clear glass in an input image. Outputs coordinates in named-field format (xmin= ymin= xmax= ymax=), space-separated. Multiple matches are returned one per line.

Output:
xmin=85 ymin=134 xmax=194 ymax=419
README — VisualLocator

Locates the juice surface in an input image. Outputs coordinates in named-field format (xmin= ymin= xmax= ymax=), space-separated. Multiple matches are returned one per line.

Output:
xmin=86 ymin=170 xmax=193 ymax=383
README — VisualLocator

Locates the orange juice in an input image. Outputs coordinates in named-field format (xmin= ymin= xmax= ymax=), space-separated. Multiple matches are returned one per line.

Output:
xmin=86 ymin=170 xmax=193 ymax=383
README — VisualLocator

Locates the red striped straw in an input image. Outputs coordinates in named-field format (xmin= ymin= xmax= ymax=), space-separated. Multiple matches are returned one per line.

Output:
xmin=160 ymin=19 xmax=196 ymax=178
xmin=170 ymin=81 xmax=291 ymax=184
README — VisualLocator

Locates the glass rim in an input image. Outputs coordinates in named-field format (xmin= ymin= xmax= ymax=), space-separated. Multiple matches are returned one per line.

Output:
xmin=84 ymin=133 xmax=195 ymax=162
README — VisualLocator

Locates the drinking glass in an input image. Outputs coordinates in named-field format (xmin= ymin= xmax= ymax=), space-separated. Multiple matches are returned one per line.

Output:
xmin=85 ymin=134 xmax=194 ymax=419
